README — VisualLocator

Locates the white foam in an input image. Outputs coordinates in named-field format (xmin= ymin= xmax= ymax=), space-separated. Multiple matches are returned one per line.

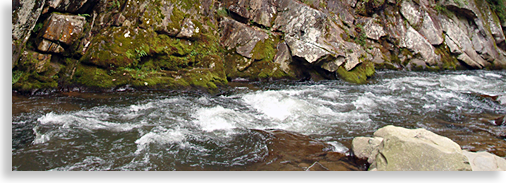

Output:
xmin=129 ymin=102 xmax=154 ymax=112
xmin=134 ymin=126 xmax=188 ymax=154
xmin=37 ymin=112 xmax=143 ymax=132
xmin=484 ymin=73 xmax=503 ymax=78
xmin=192 ymin=106 xmax=245 ymax=132
xmin=242 ymin=90 xmax=310 ymax=121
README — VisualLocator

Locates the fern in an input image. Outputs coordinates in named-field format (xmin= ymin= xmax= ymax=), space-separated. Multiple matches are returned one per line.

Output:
xmin=12 ymin=70 xmax=23 ymax=84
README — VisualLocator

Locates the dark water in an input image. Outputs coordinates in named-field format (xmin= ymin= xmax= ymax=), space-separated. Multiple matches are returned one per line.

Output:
xmin=12 ymin=70 xmax=506 ymax=171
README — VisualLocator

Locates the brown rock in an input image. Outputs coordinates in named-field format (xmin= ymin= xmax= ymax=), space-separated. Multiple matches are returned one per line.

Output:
xmin=38 ymin=13 xmax=86 ymax=46
xmin=219 ymin=17 xmax=268 ymax=58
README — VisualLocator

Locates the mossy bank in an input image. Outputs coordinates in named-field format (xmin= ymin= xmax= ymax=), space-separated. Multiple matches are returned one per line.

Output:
xmin=12 ymin=0 xmax=506 ymax=94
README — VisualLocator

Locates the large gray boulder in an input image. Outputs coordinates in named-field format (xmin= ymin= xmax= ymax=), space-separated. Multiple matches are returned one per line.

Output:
xmin=273 ymin=0 xmax=336 ymax=64
xmin=219 ymin=17 xmax=268 ymax=59
xmin=352 ymin=125 xmax=473 ymax=171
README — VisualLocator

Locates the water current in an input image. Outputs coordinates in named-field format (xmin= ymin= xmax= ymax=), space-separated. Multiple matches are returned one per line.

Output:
xmin=12 ymin=70 xmax=506 ymax=171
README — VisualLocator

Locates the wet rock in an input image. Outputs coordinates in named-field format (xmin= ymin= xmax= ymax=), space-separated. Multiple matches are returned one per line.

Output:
xmin=498 ymin=95 xmax=506 ymax=106
xmin=248 ymin=129 xmax=364 ymax=171
xmin=352 ymin=125 xmax=472 ymax=171
xmin=36 ymin=13 xmax=86 ymax=53
xmin=462 ymin=150 xmax=506 ymax=171
xmin=321 ymin=56 xmax=345 ymax=73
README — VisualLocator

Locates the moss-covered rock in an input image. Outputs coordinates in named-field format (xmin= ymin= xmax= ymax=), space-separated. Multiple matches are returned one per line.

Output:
xmin=336 ymin=61 xmax=375 ymax=84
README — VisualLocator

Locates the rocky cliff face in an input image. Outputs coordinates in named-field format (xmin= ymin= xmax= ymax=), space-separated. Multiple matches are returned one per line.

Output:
xmin=12 ymin=0 xmax=506 ymax=93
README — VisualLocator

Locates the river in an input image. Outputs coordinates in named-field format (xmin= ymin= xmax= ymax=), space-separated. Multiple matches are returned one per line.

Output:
xmin=12 ymin=70 xmax=506 ymax=171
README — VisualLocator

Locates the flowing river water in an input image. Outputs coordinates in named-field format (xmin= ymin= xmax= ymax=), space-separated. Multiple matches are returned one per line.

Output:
xmin=12 ymin=70 xmax=506 ymax=171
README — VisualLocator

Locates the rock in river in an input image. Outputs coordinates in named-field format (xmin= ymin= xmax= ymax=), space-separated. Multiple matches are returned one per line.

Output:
xmin=352 ymin=125 xmax=472 ymax=171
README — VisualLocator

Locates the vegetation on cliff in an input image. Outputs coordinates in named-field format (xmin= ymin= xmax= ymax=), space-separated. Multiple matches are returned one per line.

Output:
xmin=11 ymin=0 xmax=506 ymax=94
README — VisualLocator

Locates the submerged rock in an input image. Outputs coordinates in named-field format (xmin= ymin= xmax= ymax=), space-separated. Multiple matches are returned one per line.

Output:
xmin=352 ymin=125 xmax=473 ymax=171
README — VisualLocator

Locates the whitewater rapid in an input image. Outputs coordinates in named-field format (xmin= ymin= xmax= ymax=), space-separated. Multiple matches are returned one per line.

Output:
xmin=12 ymin=70 xmax=506 ymax=170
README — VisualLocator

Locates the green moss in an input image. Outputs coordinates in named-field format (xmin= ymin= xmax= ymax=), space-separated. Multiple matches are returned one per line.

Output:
xmin=12 ymin=70 xmax=23 ymax=84
xmin=434 ymin=45 xmax=459 ymax=70
xmin=73 ymin=64 xmax=114 ymax=88
xmin=12 ymin=70 xmax=59 ymax=91
xmin=336 ymin=61 xmax=375 ymax=84
xmin=251 ymin=35 xmax=279 ymax=62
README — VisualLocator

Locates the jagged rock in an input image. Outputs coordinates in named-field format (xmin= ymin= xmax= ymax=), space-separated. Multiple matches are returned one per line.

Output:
xmin=222 ymin=0 xmax=276 ymax=27
xmin=352 ymin=125 xmax=473 ymax=171
xmin=343 ymin=42 xmax=366 ymax=71
xmin=12 ymin=0 xmax=46 ymax=67
xmin=46 ymin=0 xmax=96 ymax=13
xmin=35 ymin=13 xmax=86 ymax=54
xmin=273 ymin=0 xmax=336 ymax=64
xmin=220 ymin=17 xmax=268 ymax=58
xmin=273 ymin=41 xmax=294 ymax=75
xmin=419 ymin=11 xmax=444 ymax=45
xmin=363 ymin=18 xmax=386 ymax=41
xmin=321 ymin=56 xmax=345 ymax=73
xmin=400 ymin=0 xmax=422 ymax=27
xmin=176 ymin=18 xmax=198 ymax=39
xmin=439 ymin=0 xmax=478 ymax=19
xmin=249 ymin=0 xmax=276 ymax=27
xmin=20 ymin=50 xmax=52 ymax=73
xmin=441 ymin=17 xmax=487 ymax=68
xmin=401 ymin=26 xmax=439 ymax=66
xmin=37 ymin=39 xmax=65 ymax=53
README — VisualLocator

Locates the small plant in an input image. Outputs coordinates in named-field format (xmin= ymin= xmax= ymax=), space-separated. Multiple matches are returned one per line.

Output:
xmin=217 ymin=8 xmax=229 ymax=17
xmin=12 ymin=70 xmax=23 ymax=84
xmin=78 ymin=14 xmax=91 ymax=17
xmin=32 ymin=23 xmax=43 ymax=33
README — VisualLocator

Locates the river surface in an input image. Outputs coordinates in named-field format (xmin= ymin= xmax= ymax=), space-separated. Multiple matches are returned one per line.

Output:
xmin=12 ymin=70 xmax=506 ymax=171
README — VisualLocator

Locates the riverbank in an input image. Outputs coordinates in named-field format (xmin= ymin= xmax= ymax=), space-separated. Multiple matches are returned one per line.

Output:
xmin=12 ymin=0 xmax=506 ymax=94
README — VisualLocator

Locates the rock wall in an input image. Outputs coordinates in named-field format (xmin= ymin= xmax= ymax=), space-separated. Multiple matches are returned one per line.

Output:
xmin=11 ymin=0 xmax=506 ymax=93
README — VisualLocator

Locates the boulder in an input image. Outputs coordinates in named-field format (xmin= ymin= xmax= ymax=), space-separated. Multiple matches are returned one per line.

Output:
xmin=273 ymin=41 xmax=295 ymax=76
xmin=221 ymin=0 xmax=276 ymax=27
xmin=401 ymin=26 xmax=440 ymax=66
xmin=36 ymin=13 xmax=86 ymax=53
xmin=400 ymin=0 xmax=422 ymax=27
xmin=441 ymin=17 xmax=487 ymax=68
xmin=462 ymin=150 xmax=506 ymax=171
xmin=219 ymin=17 xmax=268 ymax=59
xmin=273 ymin=0 xmax=336 ymax=64
xmin=352 ymin=125 xmax=473 ymax=171
xmin=418 ymin=11 xmax=444 ymax=45
xmin=363 ymin=18 xmax=386 ymax=41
